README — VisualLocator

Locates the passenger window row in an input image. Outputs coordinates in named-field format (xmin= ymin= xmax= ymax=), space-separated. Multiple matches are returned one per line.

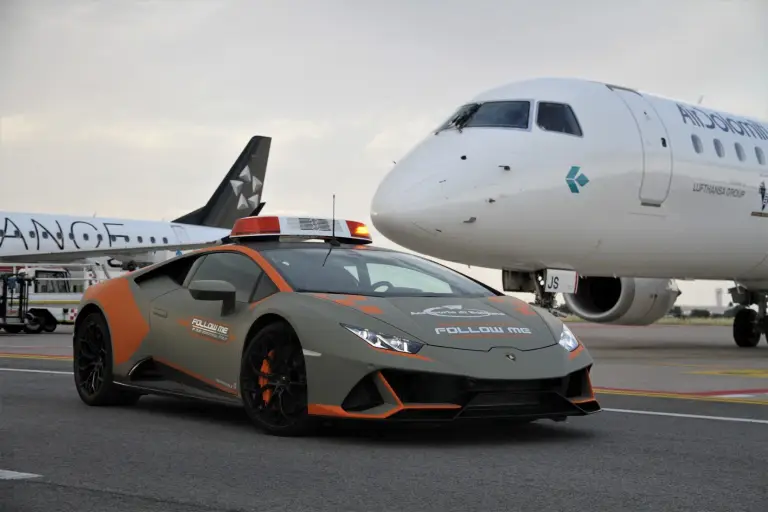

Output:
xmin=437 ymin=100 xmax=583 ymax=137
xmin=691 ymin=133 xmax=766 ymax=166
xmin=0 ymin=229 xmax=170 ymax=245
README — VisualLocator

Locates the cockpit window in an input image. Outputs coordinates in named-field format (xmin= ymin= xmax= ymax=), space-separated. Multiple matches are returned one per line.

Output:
xmin=536 ymin=102 xmax=583 ymax=136
xmin=436 ymin=101 xmax=530 ymax=133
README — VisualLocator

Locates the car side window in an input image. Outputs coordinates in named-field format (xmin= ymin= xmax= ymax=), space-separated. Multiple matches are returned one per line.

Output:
xmin=251 ymin=274 xmax=279 ymax=302
xmin=188 ymin=252 xmax=264 ymax=303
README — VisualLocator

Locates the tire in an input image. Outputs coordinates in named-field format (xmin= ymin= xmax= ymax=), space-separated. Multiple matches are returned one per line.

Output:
xmin=24 ymin=314 xmax=44 ymax=334
xmin=43 ymin=319 xmax=58 ymax=333
xmin=73 ymin=311 xmax=141 ymax=406
xmin=733 ymin=308 xmax=761 ymax=348
xmin=2 ymin=325 xmax=24 ymax=334
xmin=239 ymin=321 xmax=316 ymax=436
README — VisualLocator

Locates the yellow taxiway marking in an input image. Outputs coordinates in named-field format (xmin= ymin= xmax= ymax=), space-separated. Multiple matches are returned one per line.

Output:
xmin=0 ymin=353 xmax=72 ymax=361
xmin=686 ymin=369 xmax=768 ymax=378
xmin=595 ymin=388 xmax=768 ymax=405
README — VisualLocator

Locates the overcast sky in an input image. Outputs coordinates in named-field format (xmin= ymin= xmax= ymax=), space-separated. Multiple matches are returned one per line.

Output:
xmin=1 ymin=0 xmax=766 ymax=305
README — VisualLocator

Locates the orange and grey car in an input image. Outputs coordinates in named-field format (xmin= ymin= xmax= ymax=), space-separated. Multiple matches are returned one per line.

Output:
xmin=72 ymin=216 xmax=600 ymax=436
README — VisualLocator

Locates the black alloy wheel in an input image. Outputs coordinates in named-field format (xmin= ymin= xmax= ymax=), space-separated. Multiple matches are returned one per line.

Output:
xmin=73 ymin=311 xmax=140 ymax=406
xmin=240 ymin=321 xmax=314 ymax=436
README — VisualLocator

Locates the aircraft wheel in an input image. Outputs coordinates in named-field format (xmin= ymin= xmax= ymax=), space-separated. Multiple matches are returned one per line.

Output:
xmin=733 ymin=308 xmax=761 ymax=348
xmin=73 ymin=311 xmax=141 ymax=406
xmin=2 ymin=325 xmax=24 ymax=334
xmin=240 ymin=321 xmax=316 ymax=437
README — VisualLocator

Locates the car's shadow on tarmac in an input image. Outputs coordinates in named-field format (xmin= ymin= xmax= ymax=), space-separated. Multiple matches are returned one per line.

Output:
xmin=129 ymin=396 xmax=597 ymax=446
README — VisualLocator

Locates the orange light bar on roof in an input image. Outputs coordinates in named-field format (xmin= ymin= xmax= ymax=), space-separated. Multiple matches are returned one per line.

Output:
xmin=230 ymin=216 xmax=374 ymax=244
xmin=231 ymin=216 xmax=281 ymax=237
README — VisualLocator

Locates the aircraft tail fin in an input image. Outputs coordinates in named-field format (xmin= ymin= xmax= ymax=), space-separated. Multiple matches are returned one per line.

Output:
xmin=173 ymin=135 xmax=271 ymax=229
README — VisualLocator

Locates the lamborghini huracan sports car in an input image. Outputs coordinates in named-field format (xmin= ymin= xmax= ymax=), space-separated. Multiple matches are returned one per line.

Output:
xmin=72 ymin=215 xmax=600 ymax=436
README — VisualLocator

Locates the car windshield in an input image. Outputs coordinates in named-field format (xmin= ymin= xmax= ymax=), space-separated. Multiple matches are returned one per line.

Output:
xmin=259 ymin=246 xmax=498 ymax=297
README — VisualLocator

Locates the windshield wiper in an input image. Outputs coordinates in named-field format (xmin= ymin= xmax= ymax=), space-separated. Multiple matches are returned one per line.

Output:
xmin=451 ymin=103 xmax=481 ymax=133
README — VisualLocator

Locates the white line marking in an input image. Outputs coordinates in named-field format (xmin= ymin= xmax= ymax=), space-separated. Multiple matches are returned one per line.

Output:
xmin=0 ymin=469 xmax=42 ymax=480
xmin=0 ymin=368 xmax=72 ymax=375
xmin=603 ymin=408 xmax=768 ymax=425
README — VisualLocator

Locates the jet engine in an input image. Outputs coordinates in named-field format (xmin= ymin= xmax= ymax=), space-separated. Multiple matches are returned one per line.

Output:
xmin=561 ymin=277 xmax=681 ymax=325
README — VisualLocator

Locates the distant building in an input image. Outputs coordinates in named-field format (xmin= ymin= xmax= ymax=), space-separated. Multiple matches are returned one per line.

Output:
xmin=715 ymin=288 xmax=723 ymax=308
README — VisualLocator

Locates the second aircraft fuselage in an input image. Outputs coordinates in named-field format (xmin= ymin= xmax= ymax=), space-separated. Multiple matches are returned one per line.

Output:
xmin=370 ymin=77 xmax=768 ymax=289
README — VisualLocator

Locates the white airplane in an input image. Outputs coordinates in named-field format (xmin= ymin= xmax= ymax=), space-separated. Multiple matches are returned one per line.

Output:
xmin=0 ymin=135 xmax=272 ymax=269
xmin=370 ymin=77 xmax=768 ymax=348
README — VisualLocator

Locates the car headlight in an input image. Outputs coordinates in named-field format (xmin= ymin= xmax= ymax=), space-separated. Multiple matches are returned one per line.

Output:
xmin=341 ymin=324 xmax=425 ymax=354
xmin=558 ymin=323 xmax=580 ymax=352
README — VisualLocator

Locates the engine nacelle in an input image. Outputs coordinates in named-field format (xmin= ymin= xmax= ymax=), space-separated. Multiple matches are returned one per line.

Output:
xmin=562 ymin=277 xmax=681 ymax=325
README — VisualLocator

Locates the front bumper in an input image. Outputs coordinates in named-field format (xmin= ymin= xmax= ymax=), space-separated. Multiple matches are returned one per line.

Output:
xmin=308 ymin=366 xmax=600 ymax=421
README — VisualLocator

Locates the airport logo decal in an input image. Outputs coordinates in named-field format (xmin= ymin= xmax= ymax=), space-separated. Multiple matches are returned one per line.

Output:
xmin=411 ymin=305 xmax=505 ymax=318
xmin=229 ymin=164 xmax=263 ymax=211
xmin=434 ymin=326 xmax=532 ymax=335
xmin=565 ymin=166 xmax=589 ymax=194
xmin=191 ymin=318 xmax=230 ymax=342
xmin=750 ymin=181 xmax=768 ymax=218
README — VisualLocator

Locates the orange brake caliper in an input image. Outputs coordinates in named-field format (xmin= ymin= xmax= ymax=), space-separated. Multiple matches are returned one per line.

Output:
xmin=258 ymin=349 xmax=275 ymax=403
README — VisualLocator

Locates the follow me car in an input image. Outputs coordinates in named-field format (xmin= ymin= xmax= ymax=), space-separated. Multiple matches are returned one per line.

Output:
xmin=72 ymin=215 xmax=600 ymax=436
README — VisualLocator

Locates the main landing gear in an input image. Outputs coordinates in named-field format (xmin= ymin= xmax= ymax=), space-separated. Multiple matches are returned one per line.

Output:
xmin=729 ymin=286 xmax=767 ymax=348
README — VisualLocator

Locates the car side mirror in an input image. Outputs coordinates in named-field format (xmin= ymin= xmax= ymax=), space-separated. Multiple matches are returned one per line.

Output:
xmin=188 ymin=280 xmax=237 ymax=316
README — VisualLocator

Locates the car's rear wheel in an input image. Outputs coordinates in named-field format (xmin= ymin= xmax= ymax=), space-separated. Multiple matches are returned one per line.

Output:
xmin=240 ymin=321 xmax=315 ymax=436
xmin=73 ymin=311 xmax=141 ymax=406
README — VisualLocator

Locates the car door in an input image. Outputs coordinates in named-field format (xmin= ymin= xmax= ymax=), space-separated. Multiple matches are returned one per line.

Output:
xmin=148 ymin=250 xmax=273 ymax=396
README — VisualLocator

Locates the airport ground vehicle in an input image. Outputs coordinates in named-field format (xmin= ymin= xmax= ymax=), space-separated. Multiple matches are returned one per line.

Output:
xmin=0 ymin=262 xmax=119 ymax=333
xmin=72 ymin=215 xmax=600 ymax=436
xmin=1 ymin=272 xmax=34 ymax=333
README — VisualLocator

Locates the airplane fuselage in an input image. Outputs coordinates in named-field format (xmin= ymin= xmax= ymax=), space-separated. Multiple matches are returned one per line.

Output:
xmin=0 ymin=211 xmax=229 ymax=263
xmin=371 ymin=77 xmax=768 ymax=289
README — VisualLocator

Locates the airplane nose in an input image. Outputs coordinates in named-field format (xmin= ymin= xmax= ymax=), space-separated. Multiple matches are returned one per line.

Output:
xmin=370 ymin=163 xmax=444 ymax=244
xmin=370 ymin=176 xmax=423 ymax=241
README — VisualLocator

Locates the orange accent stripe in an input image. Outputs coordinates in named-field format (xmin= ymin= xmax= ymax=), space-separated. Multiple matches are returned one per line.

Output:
xmin=568 ymin=344 xmax=585 ymax=359
xmin=571 ymin=368 xmax=596 ymax=403
xmin=369 ymin=345 xmax=432 ymax=361
xmin=377 ymin=371 xmax=403 ymax=406
xmin=308 ymin=371 xmax=460 ymax=418
xmin=153 ymin=356 xmax=238 ymax=396
xmin=83 ymin=277 xmax=150 ymax=366
xmin=312 ymin=293 xmax=383 ymax=314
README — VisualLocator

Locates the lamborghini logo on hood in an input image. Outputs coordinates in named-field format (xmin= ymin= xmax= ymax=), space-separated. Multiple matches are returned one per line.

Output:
xmin=411 ymin=305 xmax=505 ymax=319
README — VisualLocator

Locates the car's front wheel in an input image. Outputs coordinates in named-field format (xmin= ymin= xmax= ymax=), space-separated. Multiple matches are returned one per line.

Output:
xmin=73 ymin=311 xmax=141 ymax=406
xmin=240 ymin=321 xmax=316 ymax=436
